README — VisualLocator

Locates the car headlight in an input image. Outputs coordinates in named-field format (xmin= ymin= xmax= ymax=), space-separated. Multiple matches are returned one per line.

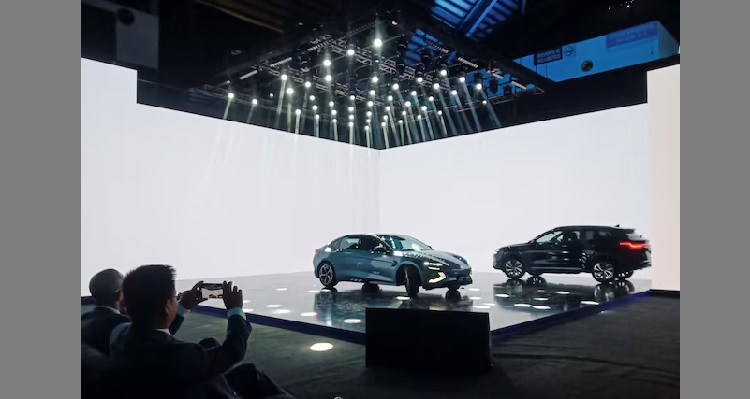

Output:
xmin=423 ymin=261 xmax=446 ymax=270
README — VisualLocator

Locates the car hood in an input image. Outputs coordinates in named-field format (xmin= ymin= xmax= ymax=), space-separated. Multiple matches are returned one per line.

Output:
xmin=405 ymin=250 xmax=468 ymax=268
xmin=498 ymin=243 xmax=531 ymax=252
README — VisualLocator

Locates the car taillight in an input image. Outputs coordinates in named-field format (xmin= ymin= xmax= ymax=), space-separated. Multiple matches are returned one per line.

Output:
xmin=620 ymin=241 xmax=649 ymax=250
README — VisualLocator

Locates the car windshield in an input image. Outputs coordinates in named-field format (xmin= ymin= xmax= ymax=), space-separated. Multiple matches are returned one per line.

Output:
xmin=378 ymin=235 xmax=431 ymax=251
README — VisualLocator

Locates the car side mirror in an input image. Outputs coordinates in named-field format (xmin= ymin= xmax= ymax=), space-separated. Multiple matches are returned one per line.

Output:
xmin=373 ymin=247 xmax=388 ymax=254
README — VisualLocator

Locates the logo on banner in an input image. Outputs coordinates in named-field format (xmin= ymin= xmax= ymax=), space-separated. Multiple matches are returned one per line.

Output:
xmin=606 ymin=22 xmax=658 ymax=48
xmin=563 ymin=45 xmax=576 ymax=57
xmin=534 ymin=47 xmax=563 ymax=65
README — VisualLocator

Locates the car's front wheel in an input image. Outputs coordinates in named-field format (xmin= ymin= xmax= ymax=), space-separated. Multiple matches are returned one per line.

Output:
xmin=404 ymin=266 xmax=420 ymax=297
xmin=592 ymin=260 xmax=616 ymax=283
xmin=318 ymin=263 xmax=338 ymax=288
xmin=502 ymin=258 xmax=526 ymax=279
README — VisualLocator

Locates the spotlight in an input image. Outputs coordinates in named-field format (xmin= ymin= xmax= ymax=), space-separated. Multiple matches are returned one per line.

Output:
xmin=369 ymin=90 xmax=376 ymax=97
xmin=367 ymin=101 xmax=373 ymax=107
xmin=399 ymin=120 xmax=404 ymax=124
xmin=286 ymin=87 xmax=294 ymax=95
xmin=332 ymin=109 xmax=338 ymax=116
xmin=315 ymin=114 xmax=320 ymax=119
xmin=428 ymin=96 xmax=434 ymax=102
xmin=381 ymin=122 xmax=386 ymax=127
xmin=269 ymin=93 xmax=274 ymax=98
xmin=417 ymin=115 xmax=422 ymax=120
xmin=295 ymin=109 xmax=301 ymax=115
xmin=348 ymin=121 xmax=354 ymax=126
xmin=309 ymin=95 xmax=316 ymax=101
xmin=366 ymin=119 xmax=371 ymax=123
xmin=416 ymin=77 xmax=423 ymax=83
xmin=385 ymin=106 xmax=390 ymax=112
xmin=304 ymin=81 xmax=312 ymax=88
xmin=410 ymin=90 xmax=417 ymax=96
xmin=251 ymin=98 xmax=258 ymax=105
xmin=323 ymin=59 xmax=331 ymax=67
xmin=281 ymin=74 xmax=288 ymax=81
xmin=433 ymin=83 xmax=440 ymax=90
xmin=346 ymin=47 xmax=355 ymax=56
xmin=365 ymin=125 xmax=370 ymax=130
xmin=440 ymin=68 xmax=448 ymax=77
xmin=332 ymin=118 xmax=337 ymax=123
xmin=329 ymin=101 xmax=335 ymax=107
xmin=348 ymin=106 xmax=354 ymax=112
xmin=404 ymin=101 xmax=411 ymax=107
xmin=476 ymin=83 xmax=482 ymax=90
xmin=437 ymin=110 xmax=443 ymax=115
xmin=482 ymin=100 xmax=487 ymax=105
xmin=373 ymin=38 xmax=383 ymax=48
xmin=366 ymin=111 xmax=372 ymax=117
xmin=325 ymin=75 xmax=332 ymax=82
xmin=312 ymin=105 xmax=318 ymax=110
xmin=420 ymin=106 xmax=427 ymax=111
xmin=402 ymin=110 xmax=407 ymax=115
xmin=459 ymin=76 xmax=466 ymax=83
xmin=384 ymin=115 xmax=388 ymax=121
xmin=371 ymin=75 xmax=379 ymax=83
xmin=348 ymin=115 xmax=354 ymax=121
xmin=450 ymin=90 xmax=458 ymax=96
xmin=227 ymin=92 xmax=235 ymax=99
xmin=392 ymin=83 xmax=399 ymax=90
xmin=387 ymin=95 xmax=393 ymax=101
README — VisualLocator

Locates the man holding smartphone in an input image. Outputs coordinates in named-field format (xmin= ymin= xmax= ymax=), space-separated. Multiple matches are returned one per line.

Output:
xmin=109 ymin=264 xmax=292 ymax=399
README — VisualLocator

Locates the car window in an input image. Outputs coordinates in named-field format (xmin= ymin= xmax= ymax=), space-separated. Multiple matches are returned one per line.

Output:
xmin=559 ymin=230 xmax=580 ymax=242
xmin=358 ymin=236 xmax=380 ymax=251
xmin=337 ymin=237 xmax=361 ymax=250
xmin=582 ymin=230 xmax=596 ymax=240
xmin=536 ymin=230 xmax=562 ymax=243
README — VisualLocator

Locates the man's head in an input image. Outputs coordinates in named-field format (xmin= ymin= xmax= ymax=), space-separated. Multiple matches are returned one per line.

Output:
xmin=89 ymin=269 xmax=124 ymax=310
xmin=122 ymin=264 xmax=179 ymax=329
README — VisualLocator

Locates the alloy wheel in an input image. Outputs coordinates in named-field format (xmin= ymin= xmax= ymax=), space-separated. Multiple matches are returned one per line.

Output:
xmin=593 ymin=262 xmax=615 ymax=281
xmin=319 ymin=264 xmax=333 ymax=285
xmin=504 ymin=260 xmax=524 ymax=278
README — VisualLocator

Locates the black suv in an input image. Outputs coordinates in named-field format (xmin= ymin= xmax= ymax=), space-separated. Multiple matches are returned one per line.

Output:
xmin=493 ymin=225 xmax=651 ymax=283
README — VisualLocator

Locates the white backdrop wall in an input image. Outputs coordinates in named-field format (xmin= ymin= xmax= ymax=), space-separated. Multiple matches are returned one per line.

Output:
xmin=379 ymin=106 xmax=651 ymax=274
xmin=81 ymin=59 xmax=380 ymax=295
xmin=648 ymin=64 xmax=680 ymax=291
xmin=82 ymin=59 xmax=653 ymax=295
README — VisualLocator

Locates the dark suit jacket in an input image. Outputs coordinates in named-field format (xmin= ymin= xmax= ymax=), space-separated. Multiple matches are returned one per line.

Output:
xmin=109 ymin=313 xmax=251 ymax=399
xmin=81 ymin=306 xmax=185 ymax=355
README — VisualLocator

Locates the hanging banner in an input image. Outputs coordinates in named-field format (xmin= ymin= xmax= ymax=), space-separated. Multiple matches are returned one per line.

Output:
xmin=534 ymin=47 xmax=563 ymax=65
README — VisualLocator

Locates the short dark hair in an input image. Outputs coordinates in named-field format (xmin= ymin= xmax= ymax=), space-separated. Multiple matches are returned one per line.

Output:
xmin=89 ymin=269 xmax=123 ymax=307
xmin=122 ymin=264 xmax=177 ymax=326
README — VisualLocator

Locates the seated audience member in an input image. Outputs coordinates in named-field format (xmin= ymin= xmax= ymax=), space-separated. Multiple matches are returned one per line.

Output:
xmin=81 ymin=268 xmax=198 ymax=355
xmin=110 ymin=264 xmax=293 ymax=399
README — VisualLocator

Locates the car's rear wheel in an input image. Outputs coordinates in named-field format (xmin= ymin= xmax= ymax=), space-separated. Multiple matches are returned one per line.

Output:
xmin=617 ymin=270 xmax=634 ymax=280
xmin=592 ymin=260 xmax=616 ymax=283
xmin=404 ymin=266 xmax=421 ymax=297
xmin=502 ymin=258 xmax=526 ymax=279
xmin=318 ymin=263 xmax=338 ymax=288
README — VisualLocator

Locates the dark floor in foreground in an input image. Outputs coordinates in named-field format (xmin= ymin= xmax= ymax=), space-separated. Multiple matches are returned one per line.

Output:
xmin=84 ymin=295 xmax=679 ymax=398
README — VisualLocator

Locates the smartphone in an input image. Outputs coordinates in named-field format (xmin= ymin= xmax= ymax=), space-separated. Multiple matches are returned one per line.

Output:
xmin=200 ymin=282 xmax=224 ymax=299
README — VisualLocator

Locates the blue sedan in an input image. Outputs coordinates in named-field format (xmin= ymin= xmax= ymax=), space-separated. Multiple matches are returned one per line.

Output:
xmin=313 ymin=234 xmax=473 ymax=297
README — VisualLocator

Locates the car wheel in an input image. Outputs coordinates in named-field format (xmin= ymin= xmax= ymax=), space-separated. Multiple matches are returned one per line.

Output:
xmin=445 ymin=289 xmax=461 ymax=302
xmin=592 ymin=261 xmax=616 ymax=283
xmin=503 ymin=258 xmax=526 ymax=279
xmin=404 ymin=266 xmax=420 ymax=297
xmin=617 ymin=270 xmax=634 ymax=280
xmin=318 ymin=263 xmax=338 ymax=288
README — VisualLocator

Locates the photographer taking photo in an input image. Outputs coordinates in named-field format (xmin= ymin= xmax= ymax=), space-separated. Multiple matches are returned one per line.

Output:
xmin=109 ymin=264 xmax=292 ymax=399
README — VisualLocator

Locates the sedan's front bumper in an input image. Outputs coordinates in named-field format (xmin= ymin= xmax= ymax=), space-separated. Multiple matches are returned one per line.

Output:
xmin=422 ymin=267 xmax=473 ymax=290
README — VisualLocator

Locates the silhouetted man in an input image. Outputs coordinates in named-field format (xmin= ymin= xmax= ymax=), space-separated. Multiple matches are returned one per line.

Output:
xmin=110 ymin=264 xmax=292 ymax=399
xmin=81 ymin=268 xmax=198 ymax=355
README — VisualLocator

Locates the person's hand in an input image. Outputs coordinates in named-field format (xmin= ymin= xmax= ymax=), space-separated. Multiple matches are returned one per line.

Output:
xmin=222 ymin=281 xmax=243 ymax=309
xmin=179 ymin=281 xmax=208 ymax=310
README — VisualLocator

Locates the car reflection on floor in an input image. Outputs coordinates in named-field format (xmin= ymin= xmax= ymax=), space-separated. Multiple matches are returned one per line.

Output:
xmin=313 ymin=284 xmax=475 ymax=331
xmin=493 ymin=277 xmax=636 ymax=314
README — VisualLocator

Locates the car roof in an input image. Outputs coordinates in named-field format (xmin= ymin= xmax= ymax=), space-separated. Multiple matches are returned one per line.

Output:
xmin=554 ymin=225 xmax=633 ymax=231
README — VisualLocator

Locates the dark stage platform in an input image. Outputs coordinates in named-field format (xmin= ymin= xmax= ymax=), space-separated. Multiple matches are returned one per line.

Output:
xmin=179 ymin=272 xmax=650 ymax=340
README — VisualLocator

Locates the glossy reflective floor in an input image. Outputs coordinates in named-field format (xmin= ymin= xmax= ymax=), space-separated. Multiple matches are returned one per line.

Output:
xmin=177 ymin=272 xmax=650 ymax=333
